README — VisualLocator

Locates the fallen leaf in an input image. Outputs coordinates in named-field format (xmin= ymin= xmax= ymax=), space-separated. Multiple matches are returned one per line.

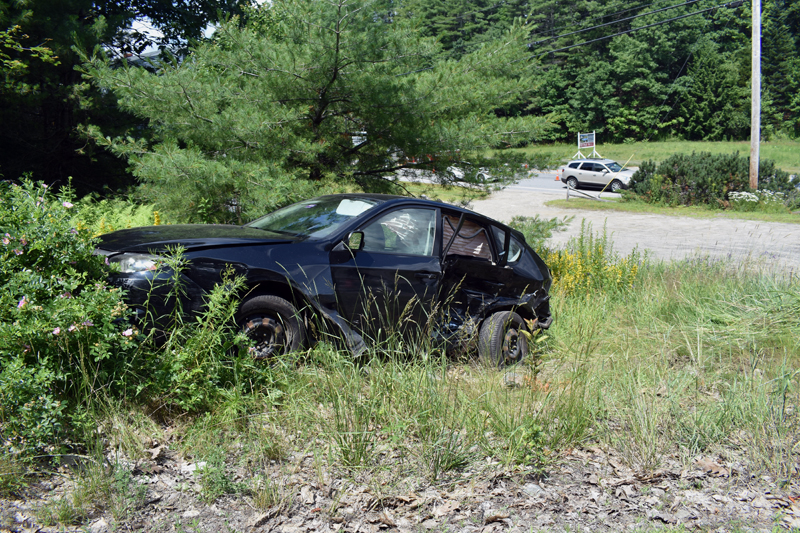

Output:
xmin=694 ymin=458 xmax=729 ymax=477
xmin=483 ymin=510 xmax=510 ymax=524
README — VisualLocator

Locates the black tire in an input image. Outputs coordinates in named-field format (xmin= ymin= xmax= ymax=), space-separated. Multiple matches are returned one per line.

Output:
xmin=610 ymin=179 xmax=623 ymax=192
xmin=478 ymin=311 xmax=528 ymax=367
xmin=566 ymin=176 xmax=578 ymax=189
xmin=237 ymin=295 xmax=305 ymax=359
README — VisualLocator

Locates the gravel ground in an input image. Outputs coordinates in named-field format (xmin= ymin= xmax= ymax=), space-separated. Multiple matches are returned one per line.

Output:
xmin=470 ymin=190 xmax=800 ymax=272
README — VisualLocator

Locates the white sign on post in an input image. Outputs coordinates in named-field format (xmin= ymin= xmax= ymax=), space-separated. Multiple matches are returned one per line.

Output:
xmin=573 ymin=131 xmax=601 ymax=159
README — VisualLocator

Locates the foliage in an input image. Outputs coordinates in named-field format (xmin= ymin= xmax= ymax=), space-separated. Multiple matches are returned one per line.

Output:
xmin=728 ymin=190 xmax=791 ymax=213
xmin=509 ymin=216 xmax=641 ymax=296
xmin=543 ymin=221 xmax=641 ymax=296
xmin=141 ymin=259 xmax=280 ymax=413
xmin=507 ymin=214 xmax=572 ymax=253
xmin=0 ymin=179 xmax=276 ymax=463
xmin=627 ymin=152 xmax=799 ymax=207
xmin=82 ymin=0 xmax=552 ymax=222
xmin=0 ymin=180 xmax=144 ymax=457
xmin=70 ymin=195 xmax=165 ymax=235
xmin=0 ymin=0 xmax=247 ymax=194
xmin=0 ymin=24 xmax=59 ymax=94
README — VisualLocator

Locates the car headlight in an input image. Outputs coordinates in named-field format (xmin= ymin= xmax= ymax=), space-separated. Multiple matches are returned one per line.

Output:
xmin=110 ymin=253 xmax=161 ymax=273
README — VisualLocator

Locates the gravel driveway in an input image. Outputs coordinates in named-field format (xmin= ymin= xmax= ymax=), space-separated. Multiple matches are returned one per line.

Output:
xmin=470 ymin=189 xmax=800 ymax=272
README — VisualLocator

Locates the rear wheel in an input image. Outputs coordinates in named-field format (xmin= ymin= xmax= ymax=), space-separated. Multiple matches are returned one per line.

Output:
xmin=478 ymin=311 xmax=528 ymax=367
xmin=566 ymin=176 xmax=578 ymax=189
xmin=237 ymin=295 xmax=305 ymax=359
xmin=610 ymin=179 xmax=623 ymax=192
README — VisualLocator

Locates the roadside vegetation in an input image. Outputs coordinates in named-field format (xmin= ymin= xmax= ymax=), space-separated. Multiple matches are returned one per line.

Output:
xmin=1 ymin=180 xmax=797 ymax=531
xmin=518 ymin=139 xmax=800 ymax=174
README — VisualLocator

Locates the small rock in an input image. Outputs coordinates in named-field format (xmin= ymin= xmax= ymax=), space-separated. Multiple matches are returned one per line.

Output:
xmin=675 ymin=509 xmax=694 ymax=521
xmin=183 ymin=509 xmax=201 ymax=518
xmin=89 ymin=518 xmax=109 ymax=533
xmin=421 ymin=518 xmax=439 ymax=529
xmin=751 ymin=496 xmax=771 ymax=509
xmin=522 ymin=483 xmax=544 ymax=497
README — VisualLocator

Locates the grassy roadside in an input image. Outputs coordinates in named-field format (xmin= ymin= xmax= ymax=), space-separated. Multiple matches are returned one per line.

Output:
xmin=514 ymin=140 xmax=800 ymax=173
xmin=3 ymin=187 xmax=798 ymax=531
xmin=75 ymin=251 xmax=797 ymax=514
xmin=546 ymin=197 xmax=800 ymax=224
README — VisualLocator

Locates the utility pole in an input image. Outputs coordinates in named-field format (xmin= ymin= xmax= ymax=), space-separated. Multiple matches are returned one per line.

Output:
xmin=750 ymin=0 xmax=761 ymax=189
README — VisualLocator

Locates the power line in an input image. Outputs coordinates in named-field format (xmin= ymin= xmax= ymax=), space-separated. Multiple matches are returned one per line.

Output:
xmin=529 ymin=0 xmax=706 ymax=46
xmin=528 ymin=0 xmax=744 ymax=59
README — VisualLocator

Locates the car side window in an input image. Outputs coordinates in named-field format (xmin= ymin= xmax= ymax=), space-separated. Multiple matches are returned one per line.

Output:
xmin=507 ymin=236 xmax=523 ymax=263
xmin=443 ymin=215 xmax=493 ymax=261
xmin=594 ymin=163 xmax=608 ymax=172
xmin=361 ymin=208 xmax=436 ymax=256
xmin=579 ymin=162 xmax=594 ymax=171
xmin=491 ymin=225 xmax=522 ymax=264
xmin=568 ymin=162 xmax=580 ymax=169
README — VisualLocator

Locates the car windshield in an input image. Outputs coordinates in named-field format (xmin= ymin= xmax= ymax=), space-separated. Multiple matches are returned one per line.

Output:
xmin=246 ymin=197 xmax=380 ymax=239
xmin=606 ymin=162 xmax=623 ymax=172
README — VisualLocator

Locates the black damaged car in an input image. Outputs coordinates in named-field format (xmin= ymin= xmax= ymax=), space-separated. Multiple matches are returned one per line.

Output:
xmin=95 ymin=194 xmax=552 ymax=366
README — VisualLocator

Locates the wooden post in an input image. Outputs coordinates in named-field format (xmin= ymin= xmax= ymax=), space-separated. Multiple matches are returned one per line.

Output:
xmin=750 ymin=0 xmax=761 ymax=190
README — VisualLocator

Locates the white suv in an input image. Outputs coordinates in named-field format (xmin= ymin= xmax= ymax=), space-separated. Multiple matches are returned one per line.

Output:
xmin=558 ymin=159 xmax=633 ymax=192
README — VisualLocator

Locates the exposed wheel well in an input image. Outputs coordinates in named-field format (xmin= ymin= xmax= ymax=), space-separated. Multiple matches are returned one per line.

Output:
xmin=241 ymin=282 xmax=319 ymax=337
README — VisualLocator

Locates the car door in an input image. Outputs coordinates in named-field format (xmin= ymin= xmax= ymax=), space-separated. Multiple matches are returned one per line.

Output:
xmin=438 ymin=214 xmax=513 ymax=336
xmin=330 ymin=207 xmax=441 ymax=340
xmin=578 ymin=162 xmax=597 ymax=184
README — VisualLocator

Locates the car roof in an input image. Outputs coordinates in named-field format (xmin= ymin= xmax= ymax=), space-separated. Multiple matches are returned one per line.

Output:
xmin=567 ymin=158 xmax=617 ymax=164
xmin=311 ymin=193 xmax=521 ymax=235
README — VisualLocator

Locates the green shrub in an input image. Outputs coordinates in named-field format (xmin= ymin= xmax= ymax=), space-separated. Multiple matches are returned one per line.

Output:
xmin=0 ymin=180 xmax=138 ymax=457
xmin=71 ymin=195 xmax=165 ymax=235
xmin=627 ymin=152 xmax=799 ymax=208
xmin=507 ymin=214 xmax=571 ymax=252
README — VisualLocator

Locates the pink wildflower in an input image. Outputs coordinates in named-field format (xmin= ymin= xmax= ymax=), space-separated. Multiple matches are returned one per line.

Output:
xmin=2 ymin=238 xmax=9 ymax=245
xmin=17 ymin=297 xmax=27 ymax=309
xmin=13 ymin=249 xmax=22 ymax=255
xmin=122 ymin=328 xmax=133 ymax=337
xmin=53 ymin=327 xmax=61 ymax=335
xmin=68 ymin=325 xmax=77 ymax=332
xmin=62 ymin=201 xmax=74 ymax=208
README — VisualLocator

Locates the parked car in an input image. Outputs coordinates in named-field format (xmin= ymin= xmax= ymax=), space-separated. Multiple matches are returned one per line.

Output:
xmin=95 ymin=194 xmax=552 ymax=367
xmin=446 ymin=165 xmax=493 ymax=183
xmin=559 ymin=159 xmax=634 ymax=192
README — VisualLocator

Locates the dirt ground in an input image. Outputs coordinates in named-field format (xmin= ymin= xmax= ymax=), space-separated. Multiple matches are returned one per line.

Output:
xmin=470 ymin=190 xmax=800 ymax=272
xmin=3 ymin=191 xmax=800 ymax=533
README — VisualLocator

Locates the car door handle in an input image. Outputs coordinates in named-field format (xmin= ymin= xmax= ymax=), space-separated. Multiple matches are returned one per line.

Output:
xmin=415 ymin=272 xmax=439 ymax=281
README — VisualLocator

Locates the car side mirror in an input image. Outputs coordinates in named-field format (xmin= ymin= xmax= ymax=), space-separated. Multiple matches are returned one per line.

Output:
xmin=347 ymin=231 xmax=364 ymax=250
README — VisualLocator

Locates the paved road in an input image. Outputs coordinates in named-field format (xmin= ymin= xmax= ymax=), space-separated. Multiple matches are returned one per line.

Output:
xmin=470 ymin=186 xmax=800 ymax=272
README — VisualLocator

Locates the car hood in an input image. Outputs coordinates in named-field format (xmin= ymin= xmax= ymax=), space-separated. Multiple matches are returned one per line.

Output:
xmin=614 ymin=169 xmax=635 ymax=182
xmin=97 ymin=224 xmax=295 ymax=254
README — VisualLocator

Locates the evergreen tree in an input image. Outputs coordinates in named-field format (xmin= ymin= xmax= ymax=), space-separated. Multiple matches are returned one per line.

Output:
xmin=677 ymin=41 xmax=749 ymax=140
xmin=0 ymin=0 xmax=246 ymax=193
xmin=83 ymin=0 xmax=551 ymax=223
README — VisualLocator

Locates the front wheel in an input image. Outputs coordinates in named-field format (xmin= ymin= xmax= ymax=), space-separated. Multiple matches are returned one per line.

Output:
xmin=237 ymin=295 xmax=305 ymax=359
xmin=610 ymin=179 xmax=624 ymax=192
xmin=566 ymin=176 xmax=578 ymax=189
xmin=478 ymin=311 xmax=529 ymax=367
